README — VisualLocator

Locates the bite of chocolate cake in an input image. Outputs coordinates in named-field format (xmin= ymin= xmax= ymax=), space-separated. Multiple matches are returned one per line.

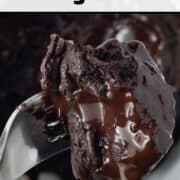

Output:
xmin=40 ymin=34 xmax=175 ymax=180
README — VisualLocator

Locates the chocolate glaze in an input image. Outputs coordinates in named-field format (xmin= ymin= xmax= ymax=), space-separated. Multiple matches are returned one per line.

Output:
xmin=41 ymin=35 xmax=175 ymax=180
xmin=74 ymin=88 xmax=160 ymax=180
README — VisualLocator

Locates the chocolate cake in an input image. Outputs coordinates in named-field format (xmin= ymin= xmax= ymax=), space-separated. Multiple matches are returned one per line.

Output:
xmin=40 ymin=35 xmax=175 ymax=180
xmin=0 ymin=14 xmax=179 ymax=180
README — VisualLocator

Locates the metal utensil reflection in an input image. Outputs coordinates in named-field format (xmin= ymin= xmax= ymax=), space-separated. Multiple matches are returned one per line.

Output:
xmin=145 ymin=140 xmax=180 ymax=180
xmin=0 ymin=93 xmax=70 ymax=180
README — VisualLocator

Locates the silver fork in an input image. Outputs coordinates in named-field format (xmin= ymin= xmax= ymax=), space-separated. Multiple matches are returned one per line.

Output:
xmin=0 ymin=93 xmax=70 ymax=180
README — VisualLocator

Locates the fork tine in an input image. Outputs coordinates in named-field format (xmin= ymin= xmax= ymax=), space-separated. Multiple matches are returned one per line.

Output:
xmin=0 ymin=93 xmax=70 ymax=180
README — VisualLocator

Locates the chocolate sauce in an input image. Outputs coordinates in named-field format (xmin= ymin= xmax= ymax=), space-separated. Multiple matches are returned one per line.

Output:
xmin=74 ymin=85 xmax=161 ymax=179
xmin=51 ymin=94 xmax=69 ymax=118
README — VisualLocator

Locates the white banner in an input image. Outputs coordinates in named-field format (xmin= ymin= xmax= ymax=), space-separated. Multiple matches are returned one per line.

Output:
xmin=0 ymin=0 xmax=180 ymax=11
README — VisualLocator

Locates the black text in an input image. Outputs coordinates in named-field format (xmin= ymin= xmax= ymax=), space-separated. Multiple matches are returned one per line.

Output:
xmin=74 ymin=0 xmax=85 ymax=5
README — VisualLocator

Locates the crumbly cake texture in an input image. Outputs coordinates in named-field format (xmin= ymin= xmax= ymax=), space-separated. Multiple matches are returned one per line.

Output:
xmin=41 ymin=34 xmax=175 ymax=180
